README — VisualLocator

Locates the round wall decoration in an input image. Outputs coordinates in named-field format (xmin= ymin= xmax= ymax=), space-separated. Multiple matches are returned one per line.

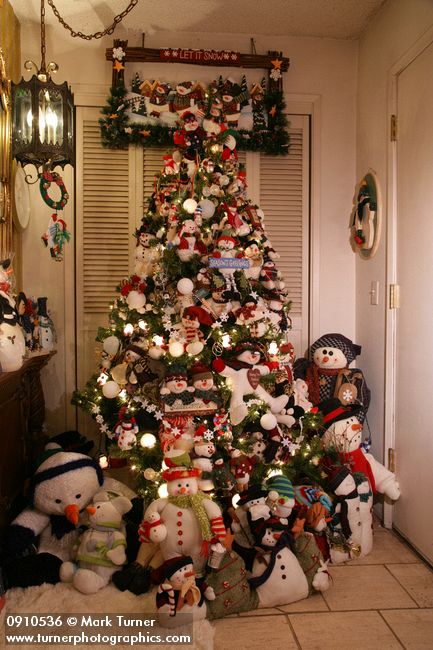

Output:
xmin=12 ymin=163 xmax=31 ymax=231
xmin=350 ymin=170 xmax=382 ymax=259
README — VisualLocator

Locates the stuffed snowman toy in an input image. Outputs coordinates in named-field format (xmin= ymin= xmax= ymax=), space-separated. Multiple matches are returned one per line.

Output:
xmin=134 ymin=229 xmax=160 ymax=278
xmin=160 ymin=368 xmax=195 ymax=410
xmin=5 ymin=448 xmax=103 ymax=587
xmin=0 ymin=259 xmax=25 ymax=372
xmin=140 ymin=464 xmax=226 ymax=575
xmin=248 ymin=522 xmax=310 ymax=607
xmin=212 ymin=342 xmax=289 ymax=425
xmin=294 ymin=333 xmax=371 ymax=423
xmin=191 ymin=426 xmax=216 ymax=491
xmin=156 ymin=555 xmax=214 ymax=628
xmin=320 ymin=399 xmax=400 ymax=501
xmin=326 ymin=465 xmax=363 ymax=564
xmin=266 ymin=474 xmax=296 ymax=526
xmin=190 ymin=362 xmax=221 ymax=409
xmin=60 ymin=491 xmax=132 ymax=593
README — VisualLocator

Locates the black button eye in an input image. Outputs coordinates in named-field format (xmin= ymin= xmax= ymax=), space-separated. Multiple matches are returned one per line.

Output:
xmin=329 ymin=351 xmax=333 ymax=356
xmin=322 ymin=350 xmax=327 ymax=355
xmin=55 ymin=498 xmax=62 ymax=504
xmin=75 ymin=494 xmax=81 ymax=499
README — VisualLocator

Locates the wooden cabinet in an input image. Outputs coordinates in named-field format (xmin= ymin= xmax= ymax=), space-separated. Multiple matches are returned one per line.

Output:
xmin=0 ymin=352 xmax=53 ymax=527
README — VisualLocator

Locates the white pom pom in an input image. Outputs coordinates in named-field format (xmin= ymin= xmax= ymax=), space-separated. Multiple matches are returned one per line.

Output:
xmin=126 ymin=290 xmax=146 ymax=312
xmin=148 ymin=346 xmax=164 ymax=360
xmin=260 ymin=412 xmax=278 ymax=430
xmin=186 ymin=340 xmax=204 ymax=355
xmin=102 ymin=380 xmax=120 ymax=399
xmin=169 ymin=341 xmax=184 ymax=357
xmin=183 ymin=198 xmax=198 ymax=214
xmin=177 ymin=278 xmax=194 ymax=295
xmin=103 ymin=335 xmax=120 ymax=356
xmin=198 ymin=199 xmax=215 ymax=219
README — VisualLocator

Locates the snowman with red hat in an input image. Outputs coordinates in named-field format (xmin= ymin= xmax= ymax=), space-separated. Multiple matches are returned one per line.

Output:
xmin=140 ymin=462 xmax=226 ymax=576
xmin=179 ymin=306 xmax=214 ymax=356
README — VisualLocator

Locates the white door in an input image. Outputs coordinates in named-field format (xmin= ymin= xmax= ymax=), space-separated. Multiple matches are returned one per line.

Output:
xmin=393 ymin=40 xmax=433 ymax=564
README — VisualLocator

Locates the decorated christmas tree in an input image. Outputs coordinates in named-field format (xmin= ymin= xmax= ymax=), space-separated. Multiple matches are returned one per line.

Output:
xmin=75 ymin=111 xmax=326 ymax=503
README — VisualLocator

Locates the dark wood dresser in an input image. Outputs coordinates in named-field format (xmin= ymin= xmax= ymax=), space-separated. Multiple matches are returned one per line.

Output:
xmin=0 ymin=352 xmax=54 ymax=528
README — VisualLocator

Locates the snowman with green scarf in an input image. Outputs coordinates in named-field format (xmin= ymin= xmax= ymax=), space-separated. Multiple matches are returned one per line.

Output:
xmin=140 ymin=463 xmax=226 ymax=576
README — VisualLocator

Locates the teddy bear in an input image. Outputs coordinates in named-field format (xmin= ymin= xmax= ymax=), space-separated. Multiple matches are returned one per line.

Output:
xmin=3 ymin=448 xmax=103 ymax=588
xmin=60 ymin=491 xmax=132 ymax=593
xmin=294 ymin=332 xmax=371 ymax=423
xmin=212 ymin=342 xmax=289 ymax=425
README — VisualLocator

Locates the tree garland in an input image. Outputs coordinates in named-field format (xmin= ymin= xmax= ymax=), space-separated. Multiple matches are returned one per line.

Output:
xmin=99 ymin=84 xmax=289 ymax=156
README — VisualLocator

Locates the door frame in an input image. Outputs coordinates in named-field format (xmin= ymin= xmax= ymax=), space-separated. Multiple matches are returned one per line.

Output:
xmin=384 ymin=24 xmax=433 ymax=528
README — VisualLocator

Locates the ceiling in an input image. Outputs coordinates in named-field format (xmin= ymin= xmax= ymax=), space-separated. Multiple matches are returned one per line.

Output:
xmin=10 ymin=0 xmax=388 ymax=41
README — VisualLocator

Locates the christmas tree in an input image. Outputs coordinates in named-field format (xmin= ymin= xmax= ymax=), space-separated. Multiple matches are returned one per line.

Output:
xmin=75 ymin=110 xmax=326 ymax=503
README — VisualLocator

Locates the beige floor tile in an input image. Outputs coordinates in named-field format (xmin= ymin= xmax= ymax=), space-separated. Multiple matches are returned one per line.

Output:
xmin=213 ymin=614 xmax=298 ymax=650
xmin=289 ymin=611 xmax=402 ymax=650
xmin=346 ymin=530 xmax=420 ymax=565
xmin=278 ymin=592 xmax=329 ymax=613
xmin=381 ymin=609 xmax=433 ymax=649
xmin=386 ymin=563 xmax=433 ymax=607
xmin=239 ymin=607 xmax=282 ymax=616
xmin=322 ymin=565 xmax=417 ymax=610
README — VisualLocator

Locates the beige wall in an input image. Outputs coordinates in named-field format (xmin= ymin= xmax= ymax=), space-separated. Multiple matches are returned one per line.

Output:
xmin=356 ymin=0 xmax=433 ymax=462
xmin=17 ymin=22 xmax=358 ymax=435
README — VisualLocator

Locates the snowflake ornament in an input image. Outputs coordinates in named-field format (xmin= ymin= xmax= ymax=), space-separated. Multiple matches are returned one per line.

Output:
xmin=270 ymin=68 xmax=282 ymax=82
xmin=342 ymin=388 xmax=355 ymax=402
xmin=112 ymin=47 xmax=125 ymax=60
xmin=204 ymin=429 xmax=214 ymax=442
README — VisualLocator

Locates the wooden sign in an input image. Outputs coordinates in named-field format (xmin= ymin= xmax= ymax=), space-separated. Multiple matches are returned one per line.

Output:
xmin=160 ymin=48 xmax=240 ymax=65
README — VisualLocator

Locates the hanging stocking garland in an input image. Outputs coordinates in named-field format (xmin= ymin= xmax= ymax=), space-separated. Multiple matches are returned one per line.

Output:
xmin=39 ymin=170 xmax=71 ymax=261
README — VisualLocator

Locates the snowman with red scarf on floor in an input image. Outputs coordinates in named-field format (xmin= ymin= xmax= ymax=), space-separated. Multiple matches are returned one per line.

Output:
xmin=139 ymin=462 xmax=226 ymax=576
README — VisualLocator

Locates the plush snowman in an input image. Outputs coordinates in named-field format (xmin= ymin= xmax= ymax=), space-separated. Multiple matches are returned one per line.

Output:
xmin=210 ymin=235 xmax=243 ymax=299
xmin=5 ymin=449 xmax=103 ymax=587
xmin=179 ymin=306 xmax=213 ymax=356
xmin=191 ymin=426 xmax=216 ymax=491
xmin=212 ymin=342 xmax=289 ymax=425
xmin=176 ymin=220 xmax=206 ymax=262
xmin=0 ymin=259 xmax=25 ymax=372
xmin=134 ymin=229 xmax=160 ymax=278
xmin=156 ymin=555 xmax=214 ymax=628
xmin=266 ymin=475 xmax=296 ymax=526
xmin=320 ymin=399 xmax=400 ymax=501
xmin=190 ymin=362 xmax=221 ymax=409
xmin=248 ymin=523 xmax=310 ymax=607
xmin=60 ymin=491 xmax=132 ymax=594
xmin=114 ymin=411 xmax=139 ymax=450
xmin=294 ymin=333 xmax=371 ymax=423
xmin=140 ymin=465 xmax=226 ymax=576
xmin=160 ymin=368 xmax=195 ymax=410
xmin=229 ymin=486 xmax=269 ymax=549
xmin=243 ymin=240 xmax=264 ymax=280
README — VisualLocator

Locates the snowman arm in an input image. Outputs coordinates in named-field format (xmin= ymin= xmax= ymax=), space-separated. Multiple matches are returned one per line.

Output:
xmin=364 ymin=452 xmax=400 ymax=499
xmin=143 ymin=499 xmax=168 ymax=521
xmin=202 ymin=501 xmax=225 ymax=539
xmin=7 ymin=509 xmax=50 ymax=555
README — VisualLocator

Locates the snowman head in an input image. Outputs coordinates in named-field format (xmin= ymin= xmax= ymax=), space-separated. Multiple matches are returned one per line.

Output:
xmin=164 ymin=556 xmax=195 ymax=589
xmin=324 ymin=416 xmax=362 ymax=452
xmin=311 ymin=333 xmax=361 ymax=369
xmin=259 ymin=526 xmax=283 ymax=548
xmin=165 ymin=370 xmax=189 ymax=394
xmin=30 ymin=450 xmax=103 ymax=520
xmin=236 ymin=348 xmax=261 ymax=365
xmin=327 ymin=465 xmax=356 ymax=496
xmin=167 ymin=476 xmax=199 ymax=496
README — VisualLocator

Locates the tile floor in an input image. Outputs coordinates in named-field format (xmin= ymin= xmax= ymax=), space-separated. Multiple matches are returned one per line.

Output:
xmin=212 ymin=526 xmax=433 ymax=650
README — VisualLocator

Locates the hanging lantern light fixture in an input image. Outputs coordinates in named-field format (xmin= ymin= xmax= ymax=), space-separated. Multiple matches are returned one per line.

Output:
xmin=11 ymin=0 xmax=74 ymax=177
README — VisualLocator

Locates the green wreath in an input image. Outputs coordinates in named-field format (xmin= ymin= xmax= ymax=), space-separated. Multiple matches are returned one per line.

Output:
xmin=39 ymin=171 xmax=69 ymax=211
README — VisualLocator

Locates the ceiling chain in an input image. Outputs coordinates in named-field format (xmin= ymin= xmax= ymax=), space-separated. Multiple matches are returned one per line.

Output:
xmin=47 ymin=0 xmax=139 ymax=40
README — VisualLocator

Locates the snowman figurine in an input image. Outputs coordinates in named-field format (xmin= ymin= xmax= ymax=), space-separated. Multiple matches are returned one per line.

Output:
xmin=294 ymin=333 xmax=371 ymax=423
xmin=0 ymin=258 xmax=25 ymax=371
xmin=134 ymin=227 xmax=160 ymax=278
xmin=113 ymin=411 xmax=139 ymax=450
xmin=160 ymin=367 xmax=196 ymax=410
xmin=320 ymin=399 xmax=400 ymax=501
xmin=191 ymin=426 xmax=216 ymax=491
xmin=140 ymin=464 xmax=226 ymax=576
xmin=212 ymin=342 xmax=289 ymax=425
xmin=326 ymin=465 xmax=363 ymax=563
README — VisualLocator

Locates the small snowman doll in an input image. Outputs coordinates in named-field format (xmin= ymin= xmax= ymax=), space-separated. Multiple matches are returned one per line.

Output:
xmin=190 ymin=362 xmax=221 ymax=409
xmin=113 ymin=410 xmax=139 ymax=450
xmin=140 ymin=464 xmax=226 ymax=575
xmin=326 ymin=465 xmax=363 ymax=563
xmin=134 ymin=227 xmax=160 ymax=278
xmin=266 ymin=474 xmax=296 ymax=526
xmin=156 ymin=555 xmax=214 ymax=628
xmin=191 ymin=425 xmax=216 ymax=491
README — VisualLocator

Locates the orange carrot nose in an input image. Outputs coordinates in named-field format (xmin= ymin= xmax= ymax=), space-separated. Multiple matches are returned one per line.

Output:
xmin=184 ymin=571 xmax=195 ymax=578
xmin=86 ymin=506 xmax=97 ymax=515
xmin=323 ymin=356 xmax=329 ymax=363
xmin=65 ymin=503 xmax=80 ymax=525
xmin=352 ymin=423 xmax=362 ymax=431
xmin=273 ymin=532 xmax=282 ymax=540
xmin=180 ymin=487 xmax=187 ymax=494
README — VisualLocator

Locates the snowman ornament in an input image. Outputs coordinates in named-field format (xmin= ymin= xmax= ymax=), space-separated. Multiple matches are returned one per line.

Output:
xmin=326 ymin=465 xmax=363 ymax=564
xmin=140 ymin=465 xmax=226 ymax=575
xmin=0 ymin=259 xmax=25 ymax=372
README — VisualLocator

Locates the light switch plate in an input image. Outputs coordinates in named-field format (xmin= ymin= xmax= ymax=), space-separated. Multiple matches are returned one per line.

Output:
xmin=370 ymin=281 xmax=379 ymax=305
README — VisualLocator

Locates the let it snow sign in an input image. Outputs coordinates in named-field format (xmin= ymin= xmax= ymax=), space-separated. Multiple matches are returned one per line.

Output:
xmin=160 ymin=49 xmax=240 ymax=64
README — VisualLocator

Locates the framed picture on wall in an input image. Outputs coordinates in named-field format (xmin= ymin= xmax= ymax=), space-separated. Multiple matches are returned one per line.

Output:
xmin=349 ymin=170 xmax=382 ymax=259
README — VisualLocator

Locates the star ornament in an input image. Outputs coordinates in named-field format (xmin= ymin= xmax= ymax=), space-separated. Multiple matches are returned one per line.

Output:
xmin=269 ymin=105 xmax=277 ymax=118
xmin=271 ymin=58 xmax=283 ymax=70
xmin=113 ymin=60 xmax=125 ymax=73
xmin=140 ymin=129 xmax=151 ymax=137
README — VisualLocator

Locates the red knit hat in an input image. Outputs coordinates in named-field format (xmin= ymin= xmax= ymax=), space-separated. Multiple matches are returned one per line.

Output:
xmin=161 ymin=466 xmax=202 ymax=482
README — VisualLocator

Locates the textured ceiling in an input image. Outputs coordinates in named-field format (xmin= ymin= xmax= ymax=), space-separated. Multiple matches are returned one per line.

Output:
xmin=10 ymin=0 xmax=387 ymax=40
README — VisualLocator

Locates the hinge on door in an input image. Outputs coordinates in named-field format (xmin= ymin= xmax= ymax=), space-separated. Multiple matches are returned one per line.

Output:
xmin=388 ymin=448 xmax=396 ymax=473
xmin=389 ymin=284 xmax=400 ymax=309
xmin=390 ymin=114 xmax=397 ymax=141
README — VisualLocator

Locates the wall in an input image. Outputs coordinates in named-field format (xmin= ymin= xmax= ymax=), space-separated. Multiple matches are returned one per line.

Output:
xmin=356 ymin=0 xmax=433 ymax=463
xmin=17 ymin=20 xmax=358 ymax=434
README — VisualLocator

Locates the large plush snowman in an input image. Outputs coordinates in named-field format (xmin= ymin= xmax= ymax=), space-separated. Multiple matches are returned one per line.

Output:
xmin=140 ymin=465 xmax=226 ymax=576
xmin=326 ymin=465 xmax=364 ymax=564
xmin=5 ymin=448 xmax=103 ymax=587
xmin=212 ymin=342 xmax=289 ymax=425
xmin=294 ymin=333 xmax=370 ymax=423
xmin=320 ymin=399 xmax=400 ymax=501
